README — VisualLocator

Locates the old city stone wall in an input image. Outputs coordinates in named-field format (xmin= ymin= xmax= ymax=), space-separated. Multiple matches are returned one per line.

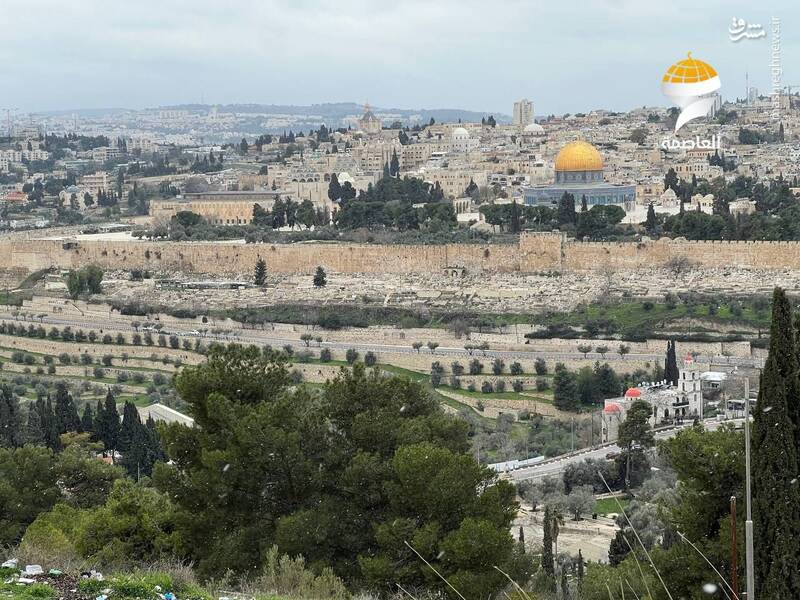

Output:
xmin=6 ymin=232 xmax=800 ymax=276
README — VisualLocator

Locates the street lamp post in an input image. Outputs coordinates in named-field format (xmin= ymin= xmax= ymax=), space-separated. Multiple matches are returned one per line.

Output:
xmin=744 ymin=376 xmax=754 ymax=600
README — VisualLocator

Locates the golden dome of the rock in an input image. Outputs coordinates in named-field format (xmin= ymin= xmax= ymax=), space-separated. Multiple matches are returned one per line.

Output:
xmin=554 ymin=140 xmax=604 ymax=172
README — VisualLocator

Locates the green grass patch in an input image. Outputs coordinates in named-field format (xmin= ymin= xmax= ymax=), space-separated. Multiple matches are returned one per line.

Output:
xmin=0 ymin=291 xmax=31 ymax=306
xmin=593 ymin=497 xmax=630 ymax=515
xmin=79 ymin=573 xmax=211 ymax=600
xmin=437 ymin=384 xmax=552 ymax=403
xmin=536 ymin=296 xmax=771 ymax=342
xmin=0 ymin=580 xmax=57 ymax=600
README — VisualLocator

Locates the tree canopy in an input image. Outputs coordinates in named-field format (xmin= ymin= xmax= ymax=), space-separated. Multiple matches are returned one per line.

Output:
xmin=152 ymin=344 xmax=526 ymax=594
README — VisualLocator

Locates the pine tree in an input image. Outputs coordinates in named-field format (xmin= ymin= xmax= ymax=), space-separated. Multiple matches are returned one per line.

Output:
xmin=557 ymin=192 xmax=576 ymax=225
xmin=580 ymin=194 xmax=588 ymax=212
xmin=313 ymin=266 xmax=327 ymax=288
xmin=577 ymin=548 xmax=584 ymax=582
xmin=553 ymin=364 xmax=578 ymax=411
xmin=390 ymin=149 xmax=400 ymax=177
xmin=541 ymin=505 xmax=554 ymax=576
xmin=327 ymin=173 xmax=342 ymax=202
xmin=608 ymin=529 xmax=631 ymax=565
xmin=752 ymin=288 xmax=800 ymax=598
xmin=254 ymin=258 xmax=267 ymax=286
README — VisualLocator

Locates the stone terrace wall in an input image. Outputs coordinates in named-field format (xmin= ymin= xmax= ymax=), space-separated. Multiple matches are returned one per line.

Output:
xmin=563 ymin=238 xmax=800 ymax=271
xmin=0 ymin=233 xmax=564 ymax=276
xmin=5 ymin=233 xmax=800 ymax=276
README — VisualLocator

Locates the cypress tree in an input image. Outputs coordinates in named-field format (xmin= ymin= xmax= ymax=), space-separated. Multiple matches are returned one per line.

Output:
xmin=120 ymin=412 xmax=164 ymax=479
xmin=510 ymin=200 xmax=520 ymax=234
xmin=253 ymin=258 xmax=267 ymax=286
xmin=752 ymin=288 xmax=800 ymax=598
xmin=43 ymin=396 xmax=61 ymax=451
xmin=645 ymin=202 xmax=657 ymax=233
xmin=664 ymin=340 xmax=679 ymax=386
xmin=0 ymin=385 xmax=23 ymax=448
xmin=118 ymin=401 xmax=141 ymax=453
xmin=81 ymin=403 xmax=94 ymax=435
xmin=93 ymin=398 xmax=104 ymax=435
xmin=792 ymin=311 xmax=800 ymax=449
xmin=96 ymin=390 xmax=120 ymax=452
xmin=24 ymin=404 xmax=45 ymax=445
xmin=541 ymin=505 xmax=554 ymax=576
xmin=313 ymin=266 xmax=327 ymax=288
xmin=54 ymin=383 xmax=81 ymax=433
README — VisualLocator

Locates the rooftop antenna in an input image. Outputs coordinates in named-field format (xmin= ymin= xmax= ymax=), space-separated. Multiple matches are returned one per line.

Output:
xmin=746 ymin=71 xmax=749 ymax=105
xmin=1 ymin=108 xmax=18 ymax=138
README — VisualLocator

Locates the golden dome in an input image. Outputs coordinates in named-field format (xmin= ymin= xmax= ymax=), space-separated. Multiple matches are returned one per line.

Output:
xmin=554 ymin=140 xmax=603 ymax=172
xmin=662 ymin=52 xmax=717 ymax=84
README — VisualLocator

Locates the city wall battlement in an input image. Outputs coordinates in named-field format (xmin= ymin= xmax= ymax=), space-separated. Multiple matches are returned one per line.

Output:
xmin=3 ymin=232 xmax=800 ymax=276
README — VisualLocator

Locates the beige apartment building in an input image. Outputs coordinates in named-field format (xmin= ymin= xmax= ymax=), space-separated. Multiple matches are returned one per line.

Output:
xmin=79 ymin=171 xmax=110 ymax=194
xmin=424 ymin=171 xmax=488 ymax=198
xmin=673 ymin=162 xmax=723 ymax=179
xmin=149 ymin=191 xmax=280 ymax=225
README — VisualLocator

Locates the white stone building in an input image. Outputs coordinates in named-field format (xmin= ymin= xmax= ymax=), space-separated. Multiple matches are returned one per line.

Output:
xmin=601 ymin=364 xmax=702 ymax=443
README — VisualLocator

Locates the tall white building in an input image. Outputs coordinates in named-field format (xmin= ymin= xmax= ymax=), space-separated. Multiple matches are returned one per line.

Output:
xmin=513 ymin=99 xmax=534 ymax=127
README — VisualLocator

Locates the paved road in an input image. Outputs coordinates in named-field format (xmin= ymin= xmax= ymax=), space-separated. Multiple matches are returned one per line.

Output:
xmin=506 ymin=418 xmax=744 ymax=482
xmin=1 ymin=308 xmax=766 ymax=368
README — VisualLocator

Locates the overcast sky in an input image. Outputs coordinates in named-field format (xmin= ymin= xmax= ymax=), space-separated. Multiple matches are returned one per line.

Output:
xmin=1 ymin=0 xmax=796 ymax=115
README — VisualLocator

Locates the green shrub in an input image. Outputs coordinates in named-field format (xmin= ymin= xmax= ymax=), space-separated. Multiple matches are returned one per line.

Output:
xmin=254 ymin=546 xmax=349 ymax=600
xmin=534 ymin=358 xmax=547 ymax=375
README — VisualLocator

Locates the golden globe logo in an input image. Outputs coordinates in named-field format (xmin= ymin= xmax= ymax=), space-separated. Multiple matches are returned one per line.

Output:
xmin=661 ymin=52 xmax=721 ymax=132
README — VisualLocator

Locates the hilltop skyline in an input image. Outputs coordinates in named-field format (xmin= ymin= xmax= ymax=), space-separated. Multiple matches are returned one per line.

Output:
xmin=3 ymin=0 xmax=796 ymax=114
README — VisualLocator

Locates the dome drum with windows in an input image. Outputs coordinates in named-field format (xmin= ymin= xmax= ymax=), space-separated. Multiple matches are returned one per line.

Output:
xmin=553 ymin=140 xmax=604 ymax=184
